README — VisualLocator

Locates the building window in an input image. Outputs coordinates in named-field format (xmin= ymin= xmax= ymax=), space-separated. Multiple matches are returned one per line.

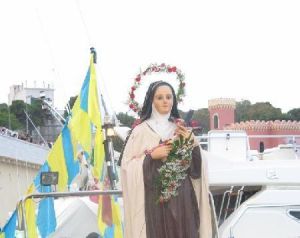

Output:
xmin=214 ymin=115 xmax=219 ymax=129
xmin=288 ymin=210 xmax=300 ymax=220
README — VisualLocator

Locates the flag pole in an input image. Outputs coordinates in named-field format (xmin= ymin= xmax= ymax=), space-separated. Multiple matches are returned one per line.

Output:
xmin=90 ymin=47 xmax=97 ymax=64
xmin=91 ymin=47 xmax=117 ymax=189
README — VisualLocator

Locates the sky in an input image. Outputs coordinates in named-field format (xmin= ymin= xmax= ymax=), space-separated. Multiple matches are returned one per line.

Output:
xmin=0 ymin=0 xmax=299 ymax=116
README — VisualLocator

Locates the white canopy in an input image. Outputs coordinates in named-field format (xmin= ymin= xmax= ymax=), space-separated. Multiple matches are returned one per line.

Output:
xmin=50 ymin=197 xmax=99 ymax=238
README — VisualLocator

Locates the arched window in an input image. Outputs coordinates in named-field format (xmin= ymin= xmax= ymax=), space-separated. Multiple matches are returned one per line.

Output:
xmin=213 ymin=114 xmax=219 ymax=129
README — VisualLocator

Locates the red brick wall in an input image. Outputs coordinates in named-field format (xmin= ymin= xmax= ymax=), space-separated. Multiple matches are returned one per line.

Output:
xmin=247 ymin=129 xmax=273 ymax=150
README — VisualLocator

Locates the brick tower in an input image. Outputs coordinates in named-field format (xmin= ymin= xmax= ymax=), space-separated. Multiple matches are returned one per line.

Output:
xmin=208 ymin=98 xmax=236 ymax=130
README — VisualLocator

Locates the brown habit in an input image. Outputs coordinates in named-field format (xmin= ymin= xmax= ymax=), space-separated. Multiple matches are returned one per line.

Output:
xmin=121 ymin=122 xmax=213 ymax=238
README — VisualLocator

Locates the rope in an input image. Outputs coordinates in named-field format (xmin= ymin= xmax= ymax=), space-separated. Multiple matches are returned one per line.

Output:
xmin=25 ymin=160 xmax=29 ymax=191
xmin=14 ymin=149 xmax=21 ymax=200
xmin=73 ymin=0 xmax=120 ymax=120
xmin=96 ymin=64 xmax=120 ymax=121
xmin=74 ymin=0 xmax=92 ymax=46
xmin=32 ymin=0 xmax=71 ymax=112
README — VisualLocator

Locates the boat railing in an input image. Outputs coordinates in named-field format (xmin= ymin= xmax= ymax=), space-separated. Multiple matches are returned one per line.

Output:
xmin=216 ymin=186 xmax=246 ymax=226
xmin=196 ymin=134 xmax=300 ymax=153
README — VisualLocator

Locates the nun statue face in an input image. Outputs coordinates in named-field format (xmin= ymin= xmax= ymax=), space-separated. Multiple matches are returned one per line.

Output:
xmin=152 ymin=85 xmax=173 ymax=115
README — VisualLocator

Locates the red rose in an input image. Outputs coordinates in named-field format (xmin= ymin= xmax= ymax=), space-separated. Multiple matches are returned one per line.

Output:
xmin=167 ymin=66 xmax=177 ymax=72
xmin=131 ymin=86 xmax=136 ymax=91
xmin=130 ymin=93 xmax=135 ymax=99
xmin=175 ymin=118 xmax=186 ymax=126
xmin=135 ymin=76 xmax=141 ymax=82
xmin=129 ymin=104 xmax=134 ymax=109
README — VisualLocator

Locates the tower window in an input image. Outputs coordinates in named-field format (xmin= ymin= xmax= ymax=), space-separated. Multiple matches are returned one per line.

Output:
xmin=214 ymin=115 xmax=219 ymax=129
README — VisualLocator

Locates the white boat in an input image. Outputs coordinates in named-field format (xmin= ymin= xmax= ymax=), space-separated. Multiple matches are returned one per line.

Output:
xmin=201 ymin=130 xmax=300 ymax=238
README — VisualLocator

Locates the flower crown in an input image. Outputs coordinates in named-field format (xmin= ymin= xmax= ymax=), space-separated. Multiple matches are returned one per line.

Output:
xmin=127 ymin=63 xmax=186 ymax=114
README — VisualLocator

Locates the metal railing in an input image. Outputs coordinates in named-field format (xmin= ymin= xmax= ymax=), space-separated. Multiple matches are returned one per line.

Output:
xmin=196 ymin=134 xmax=300 ymax=143
xmin=209 ymin=191 xmax=220 ymax=238
xmin=217 ymin=186 xmax=245 ymax=226
xmin=20 ymin=190 xmax=122 ymax=238
xmin=196 ymin=134 xmax=300 ymax=153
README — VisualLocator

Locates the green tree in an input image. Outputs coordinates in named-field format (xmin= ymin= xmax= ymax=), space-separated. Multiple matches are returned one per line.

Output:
xmin=0 ymin=110 xmax=22 ymax=130
xmin=9 ymin=99 xmax=47 ymax=132
xmin=247 ymin=102 xmax=283 ymax=121
xmin=192 ymin=108 xmax=209 ymax=133
xmin=28 ymin=98 xmax=47 ymax=127
xmin=0 ymin=103 xmax=23 ymax=130
xmin=0 ymin=103 xmax=8 ymax=112
xmin=287 ymin=108 xmax=300 ymax=121
xmin=235 ymin=100 xmax=252 ymax=122
xmin=112 ymin=112 xmax=135 ymax=152
xmin=116 ymin=112 xmax=135 ymax=128
xmin=9 ymin=100 xmax=27 ymax=128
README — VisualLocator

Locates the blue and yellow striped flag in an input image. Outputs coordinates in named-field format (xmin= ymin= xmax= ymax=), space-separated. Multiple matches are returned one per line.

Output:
xmin=47 ymin=53 xmax=105 ymax=189
xmin=20 ymin=52 xmax=105 ymax=237
xmin=97 ymin=195 xmax=123 ymax=238
xmin=25 ymin=184 xmax=38 ymax=238
xmin=4 ymin=51 xmax=117 ymax=237
xmin=34 ymin=162 xmax=57 ymax=238
xmin=0 ymin=210 xmax=17 ymax=238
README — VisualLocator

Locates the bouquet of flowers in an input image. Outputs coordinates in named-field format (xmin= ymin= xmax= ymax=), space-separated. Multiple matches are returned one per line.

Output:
xmin=156 ymin=131 xmax=195 ymax=203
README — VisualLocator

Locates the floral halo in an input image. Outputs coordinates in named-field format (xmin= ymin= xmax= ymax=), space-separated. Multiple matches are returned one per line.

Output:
xmin=127 ymin=63 xmax=186 ymax=114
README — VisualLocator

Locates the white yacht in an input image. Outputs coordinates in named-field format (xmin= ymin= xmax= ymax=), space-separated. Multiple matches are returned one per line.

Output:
xmin=201 ymin=130 xmax=300 ymax=238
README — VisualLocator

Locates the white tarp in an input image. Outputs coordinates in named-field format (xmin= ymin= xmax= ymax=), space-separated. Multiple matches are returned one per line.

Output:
xmin=50 ymin=197 xmax=99 ymax=238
